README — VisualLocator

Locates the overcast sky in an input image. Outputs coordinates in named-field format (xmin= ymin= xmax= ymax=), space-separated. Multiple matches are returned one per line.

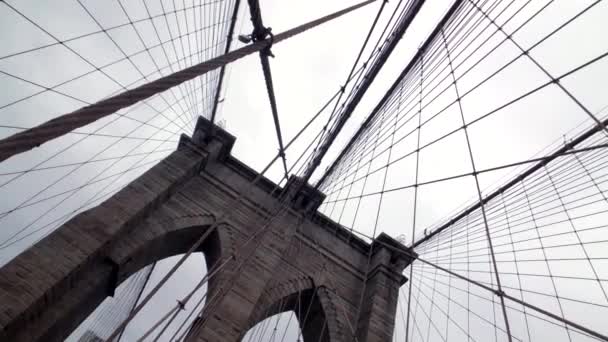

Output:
xmin=1 ymin=0 xmax=607 ymax=341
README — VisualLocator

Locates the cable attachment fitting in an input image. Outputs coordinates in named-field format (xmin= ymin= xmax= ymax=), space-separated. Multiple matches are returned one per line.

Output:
xmin=259 ymin=27 xmax=275 ymax=58
xmin=239 ymin=26 xmax=275 ymax=57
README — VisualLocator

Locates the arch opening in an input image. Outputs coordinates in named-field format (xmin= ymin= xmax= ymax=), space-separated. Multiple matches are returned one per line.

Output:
xmin=242 ymin=312 xmax=302 ymax=342
xmin=243 ymin=287 xmax=333 ymax=342
xmin=61 ymin=219 xmax=228 ymax=342
xmin=67 ymin=253 xmax=208 ymax=342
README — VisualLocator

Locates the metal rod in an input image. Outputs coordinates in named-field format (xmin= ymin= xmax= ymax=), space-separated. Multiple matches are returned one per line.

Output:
xmin=151 ymin=302 xmax=183 ymax=342
xmin=246 ymin=0 xmax=290 ymax=179
xmin=136 ymin=306 xmax=179 ymax=342
xmin=260 ymin=53 xmax=289 ymax=179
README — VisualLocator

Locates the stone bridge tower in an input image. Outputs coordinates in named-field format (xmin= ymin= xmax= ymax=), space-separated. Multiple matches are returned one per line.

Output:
xmin=0 ymin=117 xmax=415 ymax=342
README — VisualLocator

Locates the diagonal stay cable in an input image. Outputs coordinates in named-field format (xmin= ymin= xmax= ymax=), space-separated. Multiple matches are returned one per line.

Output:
xmin=467 ymin=0 xmax=608 ymax=138
xmin=0 ymin=73 xmax=194 ymax=193
xmin=439 ymin=24 xmax=512 ymax=341
xmin=140 ymin=0 xmax=198 ymax=129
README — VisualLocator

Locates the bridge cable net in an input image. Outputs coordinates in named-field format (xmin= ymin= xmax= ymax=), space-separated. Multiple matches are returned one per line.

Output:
xmin=0 ymin=0 xmax=240 ymax=263
xmin=0 ymin=1 xmax=237 ymax=340
xmin=298 ymin=0 xmax=425 ymax=185
xmin=0 ymin=0 xmax=377 ymax=271
xmin=96 ymin=0 xmax=423 ymax=339
xmin=80 ymin=0 xmax=608 ymax=339
xmin=147 ymin=1 xmax=425 ymax=340
xmin=0 ymin=0 xmax=376 ymax=163
xmin=3 ymin=3 xmax=390 ymax=340
xmin=0 ymin=0 xmax=394 ymax=339
xmin=316 ymin=0 xmax=608 ymax=341
xmin=0 ymin=2 xmax=604 ymax=340
xmin=235 ymin=0 xmax=431 ymax=336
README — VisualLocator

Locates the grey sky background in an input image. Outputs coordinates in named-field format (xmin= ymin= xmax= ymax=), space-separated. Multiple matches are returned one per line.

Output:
xmin=0 ymin=0 xmax=607 ymax=341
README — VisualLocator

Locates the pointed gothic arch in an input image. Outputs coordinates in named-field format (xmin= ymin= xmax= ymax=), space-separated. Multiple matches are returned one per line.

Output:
xmin=0 ymin=207 xmax=236 ymax=342
xmin=245 ymin=276 xmax=349 ymax=342
xmin=0 ymin=119 xmax=413 ymax=342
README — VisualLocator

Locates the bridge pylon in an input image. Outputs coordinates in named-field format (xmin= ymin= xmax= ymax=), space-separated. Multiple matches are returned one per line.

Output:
xmin=0 ymin=117 xmax=415 ymax=342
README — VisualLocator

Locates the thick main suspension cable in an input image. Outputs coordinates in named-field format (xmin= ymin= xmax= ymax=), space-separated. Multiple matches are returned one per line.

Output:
xmin=0 ymin=0 xmax=376 ymax=164
xmin=316 ymin=0 xmax=463 ymax=189
xmin=301 ymin=0 xmax=426 ymax=185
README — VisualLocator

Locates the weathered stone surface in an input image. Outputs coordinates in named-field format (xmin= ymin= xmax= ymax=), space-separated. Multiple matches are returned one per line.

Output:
xmin=0 ymin=117 xmax=415 ymax=342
